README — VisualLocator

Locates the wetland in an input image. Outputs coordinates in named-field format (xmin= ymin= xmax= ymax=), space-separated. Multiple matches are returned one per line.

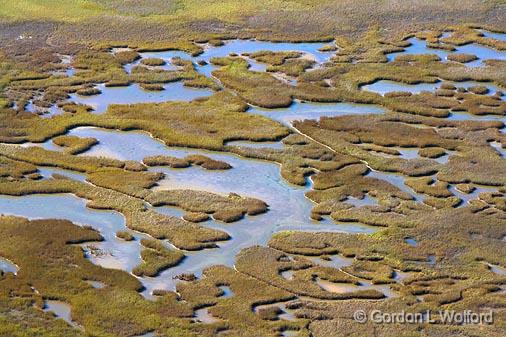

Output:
xmin=0 ymin=6 xmax=505 ymax=337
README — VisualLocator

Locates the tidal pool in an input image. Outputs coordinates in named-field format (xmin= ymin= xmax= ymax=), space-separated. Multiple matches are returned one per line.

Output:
xmin=0 ymin=257 xmax=18 ymax=275
xmin=448 ymin=185 xmax=498 ymax=206
xmin=43 ymin=300 xmax=79 ymax=328
xmin=361 ymin=80 xmax=504 ymax=101
xmin=248 ymin=101 xmax=385 ymax=125
xmin=386 ymin=37 xmax=506 ymax=66
xmin=307 ymin=255 xmax=354 ymax=269
xmin=226 ymin=140 xmax=284 ymax=150
xmin=85 ymin=280 xmax=106 ymax=289
xmin=490 ymin=141 xmax=505 ymax=157
xmin=65 ymin=127 xmax=379 ymax=295
xmin=69 ymin=82 xmax=213 ymax=113
xmin=315 ymin=278 xmax=396 ymax=298
xmin=126 ymin=39 xmax=336 ymax=78
xmin=25 ymin=101 xmax=62 ymax=118
xmin=345 ymin=195 xmax=378 ymax=207
xmin=253 ymin=302 xmax=296 ymax=321
xmin=37 ymin=167 xmax=87 ymax=182
xmin=481 ymin=30 xmax=506 ymax=42
xmin=366 ymin=169 xmax=425 ymax=202
xmin=488 ymin=263 xmax=506 ymax=276
xmin=404 ymin=238 xmax=418 ymax=247
xmin=0 ymin=194 xmax=144 ymax=272
xmin=193 ymin=307 xmax=222 ymax=324
xmin=218 ymin=285 xmax=233 ymax=298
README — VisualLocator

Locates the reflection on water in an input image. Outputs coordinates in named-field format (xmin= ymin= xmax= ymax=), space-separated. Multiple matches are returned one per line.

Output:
xmin=70 ymin=83 xmax=213 ymax=113
xmin=25 ymin=101 xmax=62 ymax=118
xmin=64 ymin=127 xmax=378 ymax=295
xmin=85 ymin=280 xmax=106 ymax=289
xmin=481 ymin=30 xmax=506 ymax=42
xmin=448 ymin=184 xmax=497 ymax=206
xmin=362 ymin=80 xmax=504 ymax=101
xmin=218 ymin=285 xmax=233 ymax=298
xmin=488 ymin=263 xmax=506 ymax=276
xmin=0 ymin=194 xmax=144 ymax=272
xmin=248 ymin=101 xmax=385 ymax=125
xmin=193 ymin=307 xmax=221 ymax=324
xmin=226 ymin=140 xmax=284 ymax=150
xmin=367 ymin=169 xmax=424 ymax=202
xmin=127 ymin=39 xmax=336 ymax=78
xmin=0 ymin=257 xmax=18 ymax=275
xmin=37 ymin=167 xmax=87 ymax=182
xmin=404 ymin=238 xmax=417 ymax=247
xmin=315 ymin=278 xmax=395 ymax=298
xmin=43 ymin=300 xmax=79 ymax=328
xmin=386 ymin=36 xmax=506 ymax=66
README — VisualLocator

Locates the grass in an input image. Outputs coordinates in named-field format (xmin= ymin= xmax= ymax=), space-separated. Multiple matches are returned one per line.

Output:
xmin=51 ymin=135 xmax=98 ymax=155
xmin=0 ymin=8 xmax=506 ymax=336
xmin=132 ymin=239 xmax=185 ymax=277
xmin=116 ymin=230 xmax=134 ymax=241
xmin=140 ymin=58 xmax=166 ymax=67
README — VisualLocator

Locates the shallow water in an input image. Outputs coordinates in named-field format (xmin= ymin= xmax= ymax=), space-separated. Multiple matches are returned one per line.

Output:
xmin=362 ymin=80 xmax=440 ymax=95
xmin=253 ymin=302 xmax=296 ymax=321
xmin=0 ymin=194 xmax=144 ymax=272
xmin=386 ymin=37 xmax=506 ymax=66
xmin=25 ymin=101 xmax=62 ymax=118
xmin=307 ymin=255 xmax=354 ymax=269
xmin=447 ymin=111 xmax=504 ymax=121
xmin=218 ymin=285 xmax=233 ymax=298
xmin=248 ymin=101 xmax=385 ymax=125
xmin=366 ymin=169 xmax=425 ymax=202
xmin=345 ymin=195 xmax=378 ymax=207
xmin=43 ymin=300 xmax=78 ymax=327
xmin=226 ymin=140 xmax=284 ymax=150
xmin=37 ymin=167 xmax=87 ymax=182
xmin=488 ymin=263 xmax=506 ymax=276
xmin=481 ymin=30 xmax=506 ymax=42
xmin=85 ymin=280 xmax=106 ymax=289
xmin=489 ymin=141 xmax=505 ymax=157
xmin=65 ymin=127 xmax=378 ymax=295
xmin=315 ymin=278 xmax=395 ymax=298
xmin=280 ymin=270 xmax=295 ymax=281
xmin=70 ymin=83 xmax=213 ymax=113
xmin=129 ymin=39 xmax=336 ymax=78
xmin=361 ymin=80 xmax=504 ymax=102
xmin=404 ymin=238 xmax=417 ymax=247
xmin=448 ymin=185 xmax=498 ymax=206
xmin=193 ymin=307 xmax=221 ymax=324
xmin=0 ymin=257 xmax=18 ymax=274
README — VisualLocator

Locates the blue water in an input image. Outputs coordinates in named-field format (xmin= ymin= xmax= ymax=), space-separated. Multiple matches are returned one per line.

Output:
xmin=386 ymin=37 xmax=506 ymax=66
xmin=481 ymin=30 xmax=506 ymax=42
xmin=70 ymin=83 xmax=213 ymax=113
xmin=62 ymin=126 xmax=379 ymax=294
xmin=121 ymin=39 xmax=335 ymax=78
xmin=0 ymin=257 xmax=18 ymax=274
xmin=248 ymin=101 xmax=385 ymax=125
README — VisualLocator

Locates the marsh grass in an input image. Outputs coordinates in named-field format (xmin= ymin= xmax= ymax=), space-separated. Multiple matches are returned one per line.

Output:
xmin=132 ymin=239 xmax=185 ymax=277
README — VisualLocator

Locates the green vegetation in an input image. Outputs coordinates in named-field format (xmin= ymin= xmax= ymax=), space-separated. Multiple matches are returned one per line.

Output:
xmin=116 ymin=230 xmax=134 ymax=241
xmin=140 ymin=58 xmax=166 ymax=67
xmin=0 ymin=3 xmax=505 ymax=336
xmin=132 ymin=239 xmax=185 ymax=277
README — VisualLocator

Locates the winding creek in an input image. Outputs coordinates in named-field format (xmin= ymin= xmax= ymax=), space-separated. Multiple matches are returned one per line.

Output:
xmin=2 ymin=35 xmax=505 ymax=301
